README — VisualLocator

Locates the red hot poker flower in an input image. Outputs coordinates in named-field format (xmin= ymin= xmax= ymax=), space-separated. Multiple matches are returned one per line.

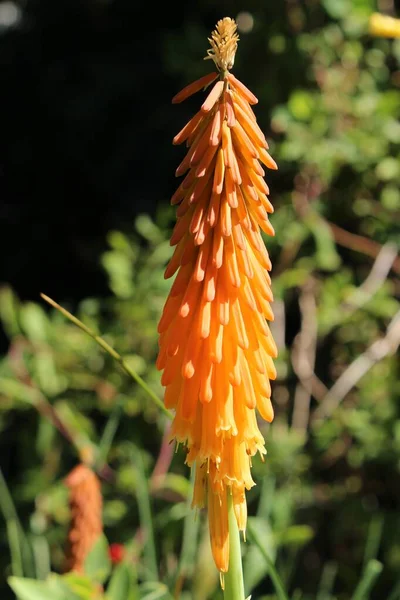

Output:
xmin=64 ymin=464 xmax=103 ymax=573
xmin=157 ymin=17 xmax=277 ymax=573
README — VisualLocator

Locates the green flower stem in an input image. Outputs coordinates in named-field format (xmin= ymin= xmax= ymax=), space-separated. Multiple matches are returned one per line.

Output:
xmin=224 ymin=491 xmax=245 ymax=600
xmin=40 ymin=294 xmax=173 ymax=421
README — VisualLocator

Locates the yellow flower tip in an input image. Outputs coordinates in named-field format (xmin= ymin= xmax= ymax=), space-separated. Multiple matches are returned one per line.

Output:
xmin=220 ymin=572 xmax=225 ymax=590
xmin=369 ymin=12 xmax=400 ymax=38
xmin=205 ymin=17 xmax=239 ymax=73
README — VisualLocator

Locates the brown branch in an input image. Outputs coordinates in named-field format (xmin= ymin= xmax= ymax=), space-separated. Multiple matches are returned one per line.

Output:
xmin=270 ymin=298 xmax=286 ymax=353
xmin=7 ymin=339 xmax=79 ymax=449
xmin=291 ymin=172 xmax=400 ymax=277
xmin=150 ymin=423 xmax=176 ymax=498
xmin=328 ymin=222 xmax=400 ymax=276
xmin=291 ymin=278 xmax=319 ymax=431
xmin=313 ymin=309 xmax=400 ymax=421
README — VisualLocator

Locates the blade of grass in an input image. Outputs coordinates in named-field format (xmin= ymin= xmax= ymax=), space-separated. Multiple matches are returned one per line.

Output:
xmin=40 ymin=294 xmax=172 ymax=421
xmin=0 ymin=469 xmax=34 ymax=577
xmin=97 ymin=400 xmax=123 ymax=467
xmin=32 ymin=536 xmax=51 ymax=580
xmin=174 ymin=467 xmax=200 ymax=598
xmin=316 ymin=561 xmax=338 ymax=600
xmin=130 ymin=446 xmax=158 ymax=582
xmin=351 ymin=560 xmax=383 ymax=600
xmin=243 ymin=476 xmax=276 ymax=593
xmin=6 ymin=519 xmax=24 ymax=577
xmin=363 ymin=515 xmax=384 ymax=570
xmin=140 ymin=582 xmax=174 ymax=600
xmin=246 ymin=520 xmax=289 ymax=600
xmin=256 ymin=475 xmax=276 ymax=520
xmin=387 ymin=578 xmax=400 ymax=600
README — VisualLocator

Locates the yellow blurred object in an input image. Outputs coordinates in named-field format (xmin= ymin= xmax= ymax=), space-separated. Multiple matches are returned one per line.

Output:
xmin=369 ymin=12 xmax=400 ymax=38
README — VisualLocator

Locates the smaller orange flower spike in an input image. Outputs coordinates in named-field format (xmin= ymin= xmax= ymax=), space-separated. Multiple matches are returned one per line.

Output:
xmin=64 ymin=464 xmax=103 ymax=573
xmin=157 ymin=17 xmax=278 ymax=573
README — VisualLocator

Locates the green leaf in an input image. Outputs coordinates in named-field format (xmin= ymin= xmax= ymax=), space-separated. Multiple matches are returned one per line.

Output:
xmin=135 ymin=214 xmax=163 ymax=245
xmin=139 ymin=582 xmax=174 ymax=600
xmin=153 ymin=473 xmax=191 ymax=499
xmin=19 ymin=303 xmax=49 ymax=343
xmin=288 ymin=90 xmax=316 ymax=122
xmin=84 ymin=534 xmax=112 ymax=584
xmin=9 ymin=577 xmax=60 ymax=600
xmin=244 ymin=517 xmax=276 ymax=593
xmin=107 ymin=563 xmax=138 ymax=600
xmin=246 ymin=521 xmax=289 ymax=600
xmin=305 ymin=214 xmax=341 ymax=271
xmin=376 ymin=157 xmax=400 ymax=181
xmin=60 ymin=573 xmax=97 ymax=599
xmin=322 ymin=0 xmax=351 ymax=19
xmin=8 ymin=575 xmax=82 ymax=600
xmin=176 ymin=469 xmax=199 ymax=581
xmin=101 ymin=251 xmax=135 ymax=299
xmin=275 ymin=525 xmax=314 ymax=547
xmin=0 ymin=286 xmax=21 ymax=337
xmin=0 ymin=469 xmax=35 ymax=578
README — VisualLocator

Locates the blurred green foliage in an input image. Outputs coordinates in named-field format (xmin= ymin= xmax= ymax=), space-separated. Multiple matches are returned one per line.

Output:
xmin=1 ymin=1 xmax=400 ymax=599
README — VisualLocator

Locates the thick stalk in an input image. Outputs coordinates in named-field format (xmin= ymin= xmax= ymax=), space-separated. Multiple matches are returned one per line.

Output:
xmin=224 ymin=491 xmax=245 ymax=600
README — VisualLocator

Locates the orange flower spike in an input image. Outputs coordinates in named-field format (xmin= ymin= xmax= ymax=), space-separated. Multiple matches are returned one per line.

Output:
xmin=157 ymin=17 xmax=278 ymax=574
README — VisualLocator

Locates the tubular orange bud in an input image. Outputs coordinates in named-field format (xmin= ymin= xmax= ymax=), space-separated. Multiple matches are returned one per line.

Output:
xmin=201 ymin=80 xmax=225 ymax=113
xmin=213 ymin=148 xmax=226 ymax=194
xmin=210 ymin=104 xmax=224 ymax=146
xmin=235 ymin=101 xmax=267 ymax=148
xmin=173 ymin=110 xmax=204 ymax=145
xmin=225 ymin=91 xmax=236 ymax=127
xmin=232 ymin=120 xmax=259 ymax=158
xmin=259 ymin=147 xmax=278 ymax=170
xmin=158 ymin=17 xmax=278 ymax=574
xmin=227 ymin=72 xmax=258 ymax=105
xmin=172 ymin=72 xmax=218 ymax=104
